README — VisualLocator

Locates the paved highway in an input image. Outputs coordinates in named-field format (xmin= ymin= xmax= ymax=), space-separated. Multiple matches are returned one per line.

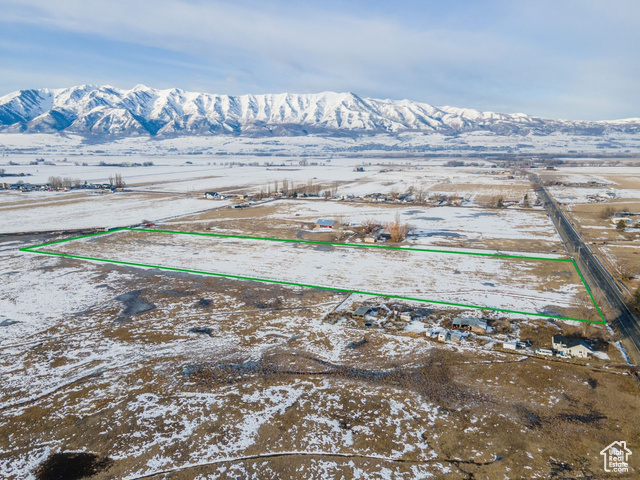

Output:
xmin=535 ymin=181 xmax=640 ymax=362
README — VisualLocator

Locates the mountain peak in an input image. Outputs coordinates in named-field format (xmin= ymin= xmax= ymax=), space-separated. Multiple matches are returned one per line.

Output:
xmin=0 ymin=85 xmax=638 ymax=137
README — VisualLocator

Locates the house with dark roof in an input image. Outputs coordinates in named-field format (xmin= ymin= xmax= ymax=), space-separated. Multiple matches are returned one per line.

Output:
xmin=552 ymin=335 xmax=593 ymax=358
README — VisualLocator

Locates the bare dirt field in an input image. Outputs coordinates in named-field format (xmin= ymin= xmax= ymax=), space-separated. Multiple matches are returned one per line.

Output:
xmin=1 ymin=232 xmax=638 ymax=479
xmin=1 ymin=157 xmax=639 ymax=479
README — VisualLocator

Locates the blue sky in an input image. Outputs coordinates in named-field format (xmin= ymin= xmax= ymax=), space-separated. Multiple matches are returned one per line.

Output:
xmin=0 ymin=0 xmax=638 ymax=120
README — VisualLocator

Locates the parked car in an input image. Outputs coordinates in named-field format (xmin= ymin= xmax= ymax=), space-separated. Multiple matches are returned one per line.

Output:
xmin=535 ymin=348 xmax=554 ymax=356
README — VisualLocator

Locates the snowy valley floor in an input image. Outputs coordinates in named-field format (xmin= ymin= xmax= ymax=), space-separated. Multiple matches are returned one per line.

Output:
xmin=1 ymin=155 xmax=640 ymax=479
xmin=1 ymin=227 xmax=637 ymax=479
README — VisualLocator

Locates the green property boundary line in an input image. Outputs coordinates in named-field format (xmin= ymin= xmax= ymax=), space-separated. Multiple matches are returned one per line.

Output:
xmin=19 ymin=227 xmax=606 ymax=325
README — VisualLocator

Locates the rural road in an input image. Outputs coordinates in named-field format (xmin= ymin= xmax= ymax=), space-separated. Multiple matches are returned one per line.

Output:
xmin=535 ymin=179 xmax=640 ymax=362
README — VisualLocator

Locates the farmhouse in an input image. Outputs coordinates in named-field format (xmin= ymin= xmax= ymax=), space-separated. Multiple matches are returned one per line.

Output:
xmin=452 ymin=317 xmax=488 ymax=334
xmin=552 ymin=335 xmax=593 ymax=358
xmin=316 ymin=219 xmax=335 ymax=229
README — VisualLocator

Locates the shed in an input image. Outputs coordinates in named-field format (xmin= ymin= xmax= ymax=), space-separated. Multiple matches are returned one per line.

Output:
xmin=316 ymin=219 xmax=335 ymax=228
xmin=450 ymin=331 xmax=465 ymax=343
xmin=502 ymin=341 xmax=518 ymax=350
xmin=452 ymin=317 xmax=488 ymax=334
xmin=438 ymin=330 xmax=451 ymax=342
xmin=353 ymin=306 xmax=371 ymax=317
xmin=425 ymin=328 xmax=438 ymax=338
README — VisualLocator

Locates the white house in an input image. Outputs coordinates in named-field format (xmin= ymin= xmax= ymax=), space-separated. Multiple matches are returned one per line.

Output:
xmin=552 ymin=335 xmax=593 ymax=358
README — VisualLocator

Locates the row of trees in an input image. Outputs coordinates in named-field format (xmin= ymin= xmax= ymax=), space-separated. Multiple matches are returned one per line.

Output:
xmin=255 ymin=179 xmax=335 ymax=199
xmin=47 ymin=173 xmax=125 ymax=189
xmin=48 ymin=176 xmax=83 ymax=189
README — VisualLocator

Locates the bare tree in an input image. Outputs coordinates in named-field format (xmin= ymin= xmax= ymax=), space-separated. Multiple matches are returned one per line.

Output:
xmin=600 ymin=206 xmax=617 ymax=219
xmin=333 ymin=216 xmax=345 ymax=241
xmin=48 ymin=176 xmax=63 ymax=189
xmin=633 ymin=286 xmax=640 ymax=311
xmin=362 ymin=218 xmax=380 ymax=234
xmin=487 ymin=195 xmax=504 ymax=208
xmin=113 ymin=173 xmax=125 ymax=188
xmin=305 ymin=179 xmax=322 ymax=196
xmin=385 ymin=212 xmax=408 ymax=242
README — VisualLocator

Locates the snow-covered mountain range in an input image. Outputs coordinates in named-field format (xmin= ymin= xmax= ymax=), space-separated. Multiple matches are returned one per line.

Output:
xmin=0 ymin=85 xmax=638 ymax=138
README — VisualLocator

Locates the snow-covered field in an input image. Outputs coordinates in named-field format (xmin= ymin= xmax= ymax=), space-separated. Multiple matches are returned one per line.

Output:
xmin=225 ymin=200 xmax=559 ymax=244
xmin=0 ymin=191 xmax=226 ymax=233
xmin=541 ymin=166 xmax=640 ymax=204
xmin=27 ymin=229 xmax=589 ymax=318
xmin=2 ymin=130 xmax=640 ymax=157
xmin=0 ymin=237 xmax=450 ymax=479
xmin=1 ymin=141 xmax=636 ymax=478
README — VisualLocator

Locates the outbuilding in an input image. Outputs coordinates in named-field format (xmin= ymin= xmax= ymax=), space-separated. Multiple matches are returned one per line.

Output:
xmin=438 ymin=329 xmax=451 ymax=342
xmin=352 ymin=306 xmax=371 ymax=317
xmin=450 ymin=331 xmax=465 ymax=343
xmin=452 ymin=317 xmax=488 ymax=334
xmin=316 ymin=219 xmax=336 ymax=229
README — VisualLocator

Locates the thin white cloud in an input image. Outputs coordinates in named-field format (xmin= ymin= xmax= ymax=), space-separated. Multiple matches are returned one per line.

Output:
xmin=0 ymin=0 xmax=638 ymax=119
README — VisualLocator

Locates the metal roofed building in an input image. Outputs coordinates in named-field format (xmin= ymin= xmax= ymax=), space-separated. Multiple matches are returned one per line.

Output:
xmin=452 ymin=317 xmax=488 ymax=334
xmin=316 ymin=219 xmax=336 ymax=228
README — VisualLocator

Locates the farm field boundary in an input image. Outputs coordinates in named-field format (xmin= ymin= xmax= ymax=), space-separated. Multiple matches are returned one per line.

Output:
xmin=20 ymin=227 xmax=606 ymax=324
